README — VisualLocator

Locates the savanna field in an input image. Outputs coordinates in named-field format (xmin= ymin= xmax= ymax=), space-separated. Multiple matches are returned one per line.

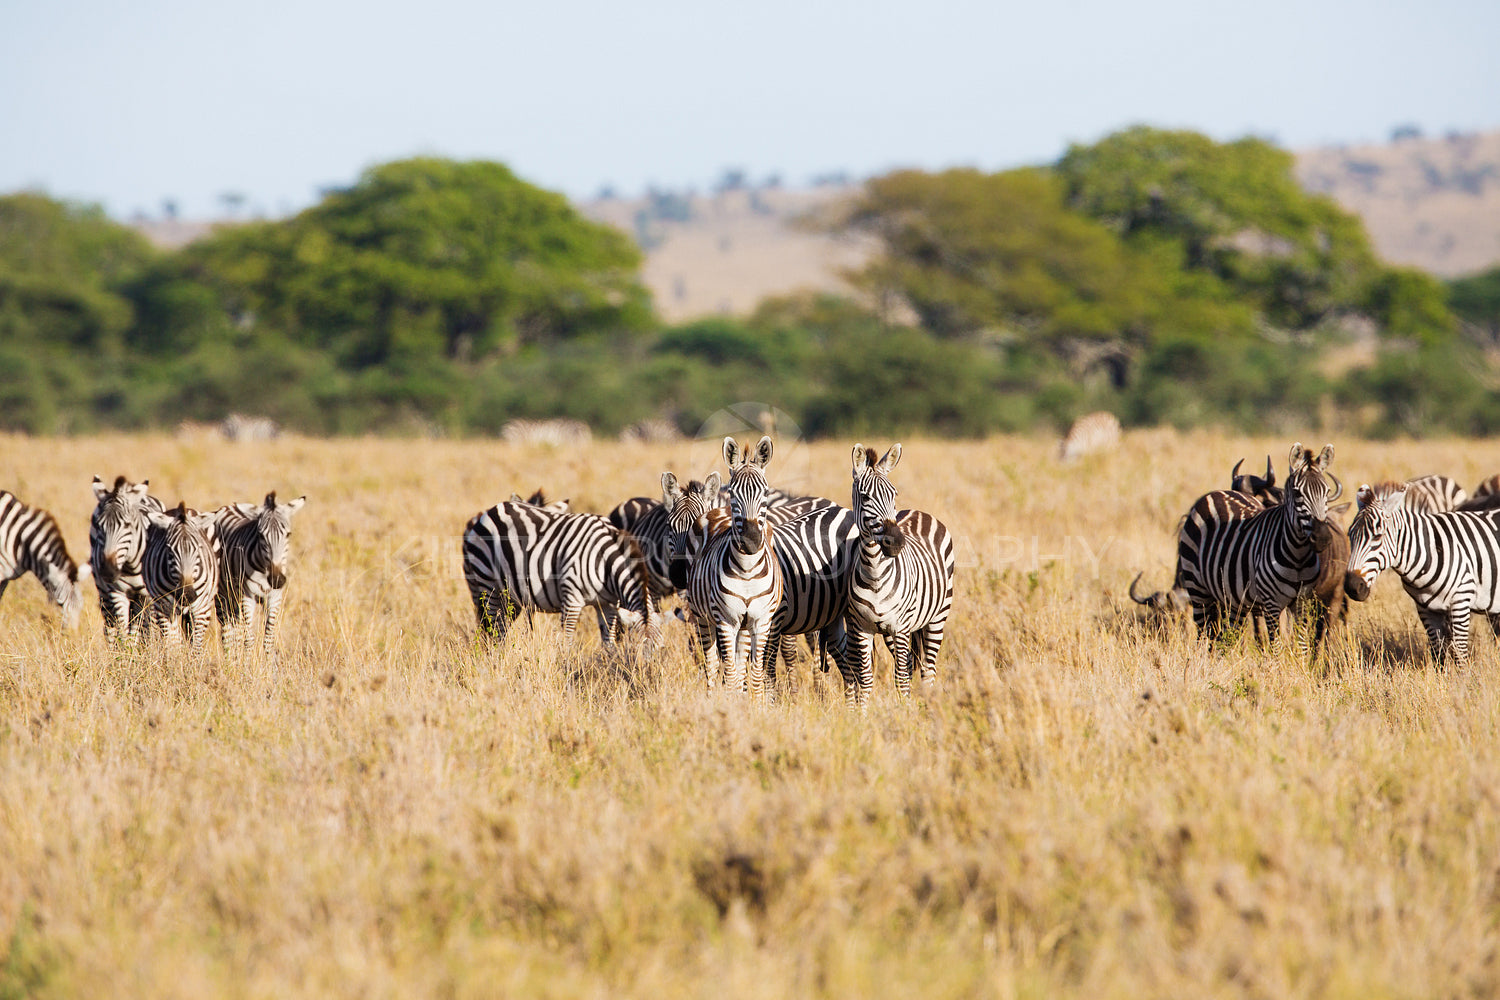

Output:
xmin=3 ymin=430 xmax=1500 ymax=999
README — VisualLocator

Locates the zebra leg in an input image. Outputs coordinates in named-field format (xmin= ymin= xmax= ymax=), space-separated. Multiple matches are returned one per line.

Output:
xmin=127 ymin=591 xmax=148 ymax=646
xmin=1260 ymin=605 xmax=1280 ymax=648
xmin=746 ymin=624 xmax=768 ymax=700
xmin=840 ymin=623 xmax=874 ymax=709
xmin=1450 ymin=608 xmax=1474 ymax=667
xmin=259 ymin=590 xmax=281 ymax=654
xmin=714 ymin=621 xmax=741 ymax=692
xmin=1488 ymin=612 xmax=1500 ymax=639
xmin=1416 ymin=606 xmax=1449 ymax=665
xmin=887 ymin=632 xmax=914 ymax=696
xmin=189 ymin=604 xmax=212 ymax=651
xmin=100 ymin=589 xmax=129 ymax=644
xmin=559 ymin=601 xmax=584 ymax=645
xmin=917 ymin=621 xmax=944 ymax=687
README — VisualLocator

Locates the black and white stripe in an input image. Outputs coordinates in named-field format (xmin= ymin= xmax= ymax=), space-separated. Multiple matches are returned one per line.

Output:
xmin=844 ymin=444 xmax=956 ymax=704
xmin=143 ymin=502 xmax=220 ymax=648
xmin=214 ymin=491 xmax=307 ymax=654
xmin=90 ymin=475 xmax=163 ymax=643
xmin=608 ymin=495 xmax=677 ymax=605
xmin=686 ymin=436 xmax=784 ymax=695
xmin=0 ymin=489 xmax=88 ymax=629
xmin=1345 ymin=482 xmax=1500 ymax=664
xmin=1402 ymin=474 xmax=1467 ymax=514
xmin=463 ymin=500 xmax=660 ymax=648
xmin=762 ymin=502 xmax=860 ymax=691
xmin=1176 ymin=443 xmax=1340 ymax=643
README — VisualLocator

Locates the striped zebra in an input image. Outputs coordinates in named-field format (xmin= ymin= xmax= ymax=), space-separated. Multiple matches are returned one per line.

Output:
xmin=213 ymin=492 xmax=307 ymax=654
xmin=686 ymin=436 xmax=784 ymax=695
xmin=761 ymin=502 xmax=860 ymax=694
xmin=463 ymin=500 xmax=660 ymax=649
xmin=1059 ymin=411 xmax=1120 ymax=462
xmin=1176 ymin=443 xmax=1340 ymax=644
xmin=0 ymin=489 xmax=89 ymax=629
xmin=608 ymin=495 xmax=677 ymax=606
xmin=500 ymin=418 xmax=592 ymax=447
xmin=844 ymin=444 xmax=956 ymax=704
xmin=90 ymin=475 xmax=165 ymax=643
xmin=1403 ymin=474 xmax=1467 ymax=513
xmin=143 ymin=502 xmax=220 ymax=649
xmin=1345 ymin=482 xmax=1500 ymax=665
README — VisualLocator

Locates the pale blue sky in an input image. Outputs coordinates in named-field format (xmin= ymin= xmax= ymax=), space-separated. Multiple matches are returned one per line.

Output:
xmin=3 ymin=0 xmax=1496 ymax=219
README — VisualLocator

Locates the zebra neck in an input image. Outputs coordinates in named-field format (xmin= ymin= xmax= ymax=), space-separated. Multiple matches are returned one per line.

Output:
xmin=23 ymin=545 xmax=73 ymax=602
xmin=855 ymin=535 xmax=894 ymax=585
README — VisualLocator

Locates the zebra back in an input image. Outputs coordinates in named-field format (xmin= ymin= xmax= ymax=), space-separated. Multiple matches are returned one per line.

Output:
xmin=0 ymin=489 xmax=88 ymax=629
xmin=609 ymin=495 xmax=675 ymax=598
xmin=1402 ymin=474 xmax=1467 ymax=514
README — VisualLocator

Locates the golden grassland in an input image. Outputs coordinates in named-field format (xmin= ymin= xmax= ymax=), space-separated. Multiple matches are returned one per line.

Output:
xmin=2 ymin=430 xmax=1499 ymax=999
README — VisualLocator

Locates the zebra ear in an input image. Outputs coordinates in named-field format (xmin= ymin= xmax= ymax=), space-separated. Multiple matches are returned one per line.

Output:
xmin=722 ymin=437 xmax=741 ymax=468
xmin=852 ymin=444 xmax=871 ymax=477
xmin=1288 ymin=442 xmax=1307 ymax=473
xmin=704 ymin=472 xmax=721 ymax=499
xmin=1356 ymin=484 xmax=1375 ymax=510
xmin=145 ymin=508 xmax=174 ymax=530
xmin=91 ymin=476 xmax=109 ymax=502
xmin=877 ymin=444 xmax=902 ymax=475
xmin=661 ymin=472 xmax=680 ymax=506
xmin=509 ymin=493 xmax=523 ymax=503
xmin=1315 ymin=444 xmax=1334 ymax=471
xmin=189 ymin=510 xmax=218 ymax=532
xmin=1330 ymin=501 xmax=1353 ymax=517
xmin=283 ymin=496 xmax=306 ymax=515
xmin=751 ymin=435 xmax=774 ymax=469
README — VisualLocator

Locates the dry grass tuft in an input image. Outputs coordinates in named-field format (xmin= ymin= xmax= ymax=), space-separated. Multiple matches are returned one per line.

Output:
xmin=2 ymin=431 xmax=1499 ymax=998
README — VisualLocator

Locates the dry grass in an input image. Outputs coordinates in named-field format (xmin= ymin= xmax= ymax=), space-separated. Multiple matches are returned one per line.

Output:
xmin=2 ymin=430 xmax=1499 ymax=999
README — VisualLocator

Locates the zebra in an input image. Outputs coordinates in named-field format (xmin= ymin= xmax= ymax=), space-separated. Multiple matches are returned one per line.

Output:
xmin=1176 ymin=443 xmax=1340 ymax=645
xmin=509 ymin=489 xmax=569 ymax=513
xmin=685 ymin=436 xmax=784 ymax=695
xmin=760 ymin=501 xmax=861 ymax=695
xmin=220 ymin=413 xmax=281 ymax=442
xmin=143 ymin=502 xmax=220 ymax=649
xmin=463 ymin=500 xmax=660 ymax=649
xmin=844 ymin=444 xmax=956 ymax=704
xmin=213 ymin=492 xmax=307 ymax=654
xmin=0 ymin=490 xmax=89 ymax=629
xmin=1403 ymin=474 xmax=1467 ymax=513
xmin=1345 ymin=482 xmax=1500 ymax=665
xmin=500 ymin=418 xmax=592 ymax=447
xmin=1059 ymin=411 xmax=1120 ymax=462
xmin=90 ymin=475 xmax=165 ymax=644
xmin=608 ymin=495 xmax=677 ymax=606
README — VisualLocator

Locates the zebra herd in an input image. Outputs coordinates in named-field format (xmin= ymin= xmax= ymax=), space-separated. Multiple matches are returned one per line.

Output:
xmin=462 ymin=437 xmax=956 ymax=706
xmin=0 ymin=476 xmax=306 ymax=652
xmin=1134 ymin=442 xmax=1500 ymax=666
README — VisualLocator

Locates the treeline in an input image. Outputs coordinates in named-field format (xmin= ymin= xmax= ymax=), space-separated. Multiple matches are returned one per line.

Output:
xmin=4 ymin=130 xmax=1500 ymax=438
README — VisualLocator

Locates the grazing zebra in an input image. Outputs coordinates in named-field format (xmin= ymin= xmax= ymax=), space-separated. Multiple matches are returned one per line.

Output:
xmin=844 ymin=444 xmax=956 ymax=704
xmin=0 ymin=490 xmax=89 ymax=629
xmin=1403 ymin=474 xmax=1467 ymax=513
xmin=463 ymin=500 xmax=660 ymax=649
xmin=214 ymin=492 xmax=307 ymax=654
xmin=220 ymin=413 xmax=280 ymax=442
xmin=1345 ymin=483 xmax=1500 ymax=665
xmin=686 ymin=436 xmax=784 ymax=695
xmin=143 ymin=502 xmax=220 ymax=649
xmin=1059 ymin=411 xmax=1120 ymax=462
xmin=500 ymin=418 xmax=592 ymax=447
xmin=1176 ymin=443 xmax=1340 ymax=644
xmin=619 ymin=418 xmax=682 ymax=444
xmin=90 ymin=475 xmax=165 ymax=644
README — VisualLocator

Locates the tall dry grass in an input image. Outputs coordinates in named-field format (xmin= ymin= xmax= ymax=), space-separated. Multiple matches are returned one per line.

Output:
xmin=1 ymin=430 xmax=1498 ymax=999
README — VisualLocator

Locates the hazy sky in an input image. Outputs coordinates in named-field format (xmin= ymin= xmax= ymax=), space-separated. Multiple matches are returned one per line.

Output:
xmin=3 ymin=0 xmax=1497 ymax=219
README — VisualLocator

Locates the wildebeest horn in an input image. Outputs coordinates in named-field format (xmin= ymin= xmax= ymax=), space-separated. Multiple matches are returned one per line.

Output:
xmin=1231 ymin=458 xmax=1245 ymax=482
xmin=1130 ymin=572 xmax=1152 ymax=606
xmin=1328 ymin=473 xmax=1344 ymax=502
xmin=1264 ymin=455 xmax=1274 ymax=484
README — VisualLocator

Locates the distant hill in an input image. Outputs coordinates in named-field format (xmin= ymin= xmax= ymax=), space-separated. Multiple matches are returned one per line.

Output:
xmin=133 ymin=130 xmax=1500 ymax=322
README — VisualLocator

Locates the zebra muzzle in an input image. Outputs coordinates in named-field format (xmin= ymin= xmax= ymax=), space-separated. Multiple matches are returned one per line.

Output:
xmin=669 ymin=558 xmax=689 ymax=590
xmin=1343 ymin=571 xmax=1370 ymax=602
xmin=268 ymin=565 xmax=287 ymax=589
xmin=96 ymin=554 xmax=120 ymax=584
xmin=181 ymin=584 xmax=198 ymax=604
xmin=878 ymin=519 xmax=906 ymax=557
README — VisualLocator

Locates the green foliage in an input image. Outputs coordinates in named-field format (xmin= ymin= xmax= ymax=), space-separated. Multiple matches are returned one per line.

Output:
xmin=1449 ymin=266 xmax=1500 ymax=342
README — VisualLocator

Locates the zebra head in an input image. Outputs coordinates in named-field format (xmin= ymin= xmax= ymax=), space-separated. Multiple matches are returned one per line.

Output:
xmin=147 ymin=503 xmax=219 ymax=603
xmin=663 ymin=472 xmax=721 ymax=588
xmin=1284 ymin=442 xmax=1340 ymax=540
xmin=722 ymin=436 xmax=774 ymax=555
xmin=90 ymin=474 xmax=157 ymax=585
xmin=37 ymin=546 xmax=89 ymax=630
xmin=237 ymin=492 xmax=307 ymax=589
xmin=851 ymin=443 xmax=906 ymax=556
xmin=1345 ymin=483 xmax=1404 ymax=602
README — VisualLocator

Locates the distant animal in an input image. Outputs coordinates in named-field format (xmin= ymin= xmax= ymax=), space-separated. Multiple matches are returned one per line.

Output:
xmin=220 ymin=414 xmax=280 ymax=443
xmin=463 ymin=499 xmax=659 ymax=649
xmin=213 ymin=491 xmax=307 ymax=654
xmin=618 ymin=418 xmax=682 ymax=444
xmin=500 ymin=419 xmax=592 ymax=447
xmin=842 ymin=443 xmax=956 ymax=705
xmin=1345 ymin=482 xmax=1500 ymax=665
xmin=1176 ymin=443 xmax=1340 ymax=644
xmin=143 ymin=502 xmax=220 ymax=649
xmin=0 ymin=489 xmax=89 ymax=629
xmin=686 ymin=436 xmax=784 ymax=695
xmin=1059 ymin=412 xmax=1120 ymax=462
xmin=90 ymin=474 xmax=165 ymax=644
